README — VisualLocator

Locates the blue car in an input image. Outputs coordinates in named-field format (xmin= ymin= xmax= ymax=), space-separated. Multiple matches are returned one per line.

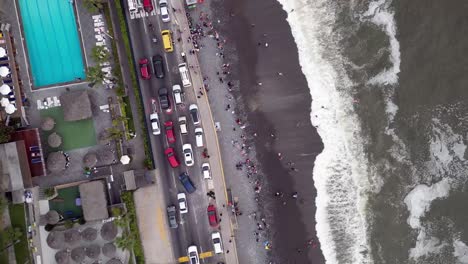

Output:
xmin=179 ymin=172 xmax=196 ymax=194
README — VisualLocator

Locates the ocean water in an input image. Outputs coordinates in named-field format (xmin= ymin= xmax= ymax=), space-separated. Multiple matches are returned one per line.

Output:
xmin=276 ymin=0 xmax=468 ymax=263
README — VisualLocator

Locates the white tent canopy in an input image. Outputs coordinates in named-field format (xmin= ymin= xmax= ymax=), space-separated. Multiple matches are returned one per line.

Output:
xmin=5 ymin=103 xmax=16 ymax=114
xmin=0 ymin=97 xmax=10 ymax=107
xmin=0 ymin=83 xmax=11 ymax=95
xmin=0 ymin=47 xmax=6 ymax=58
xmin=120 ymin=155 xmax=130 ymax=165
xmin=0 ymin=66 xmax=10 ymax=77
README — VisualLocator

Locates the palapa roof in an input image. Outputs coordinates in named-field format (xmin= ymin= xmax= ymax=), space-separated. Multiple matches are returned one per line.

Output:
xmin=83 ymin=152 xmax=98 ymax=167
xmin=45 ymin=210 xmax=60 ymax=225
xmin=71 ymin=247 xmax=86 ymax=262
xmin=41 ymin=117 xmax=55 ymax=131
xmin=106 ymin=259 xmax=123 ymax=264
xmin=100 ymin=222 xmax=118 ymax=241
xmin=64 ymin=229 xmax=81 ymax=245
xmin=81 ymin=227 xmax=98 ymax=241
xmin=55 ymin=250 xmax=70 ymax=264
xmin=47 ymin=231 xmax=65 ymax=249
xmin=98 ymin=149 xmax=114 ymax=164
xmin=79 ymin=181 xmax=109 ymax=221
xmin=48 ymin=132 xmax=62 ymax=148
xmin=47 ymin=152 xmax=66 ymax=172
xmin=102 ymin=242 xmax=116 ymax=257
xmin=60 ymin=90 xmax=92 ymax=121
xmin=85 ymin=244 xmax=101 ymax=259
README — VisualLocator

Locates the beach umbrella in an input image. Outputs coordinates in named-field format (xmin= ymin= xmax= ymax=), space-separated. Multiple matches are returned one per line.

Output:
xmin=0 ymin=83 xmax=11 ymax=95
xmin=46 ymin=231 xmax=65 ymax=249
xmin=106 ymin=259 xmax=123 ymax=264
xmin=0 ymin=47 xmax=6 ymax=58
xmin=0 ymin=66 xmax=9 ymax=77
xmin=81 ymin=227 xmax=98 ymax=241
xmin=55 ymin=250 xmax=70 ymax=264
xmin=71 ymin=247 xmax=86 ymax=262
xmin=102 ymin=242 xmax=116 ymax=258
xmin=85 ymin=244 xmax=101 ymax=259
xmin=5 ymin=103 xmax=16 ymax=114
xmin=48 ymin=132 xmax=62 ymax=148
xmin=100 ymin=222 xmax=118 ymax=241
xmin=47 ymin=152 xmax=66 ymax=172
xmin=64 ymin=229 xmax=81 ymax=246
xmin=83 ymin=152 xmax=98 ymax=167
xmin=45 ymin=210 xmax=60 ymax=225
xmin=41 ymin=117 xmax=55 ymax=131
xmin=0 ymin=97 xmax=10 ymax=107
xmin=99 ymin=150 xmax=114 ymax=164
xmin=120 ymin=155 xmax=130 ymax=165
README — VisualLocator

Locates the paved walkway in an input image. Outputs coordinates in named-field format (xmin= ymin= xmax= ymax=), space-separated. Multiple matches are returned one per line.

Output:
xmin=171 ymin=1 xmax=240 ymax=263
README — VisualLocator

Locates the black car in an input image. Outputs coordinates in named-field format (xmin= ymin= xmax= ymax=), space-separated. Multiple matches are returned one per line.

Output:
xmin=158 ymin=88 xmax=171 ymax=111
xmin=152 ymin=55 xmax=164 ymax=79
xmin=179 ymin=172 xmax=196 ymax=194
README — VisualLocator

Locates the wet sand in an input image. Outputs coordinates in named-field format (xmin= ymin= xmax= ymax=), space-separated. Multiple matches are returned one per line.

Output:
xmin=212 ymin=0 xmax=326 ymax=262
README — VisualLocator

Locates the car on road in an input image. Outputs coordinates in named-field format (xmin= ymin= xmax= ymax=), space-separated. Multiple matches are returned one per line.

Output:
xmin=179 ymin=172 xmax=196 ymax=193
xmin=179 ymin=116 xmax=188 ymax=135
xmin=159 ymin=0 xmax=170 ymax=23
xmin=177 ymin=193 xmax=188 ymax=214
xmin=167 ymin=205 xmax=178 ymax=228
xmin=189 ymin=104 xmax=200 ymax=125
xmin=158 ymin=88 xmax=171 ymax=113
xmin=194 ymin=127 xmax=204 ymax=147
xmin=182 ymin=144 xmax=194 ymax=167
xmin=164 ymin=148 xmax=179 ymax=168
xmin=164 ymin=121 xmax=176 ymax=143
xmin=149 ymin=112 xmax=160 ymax=135
xmin=161 ymin=30 xmax=173 ymax=52
xmin=201 ymin=163 xmax=211 ymax=179
xmin=207 ymin=204 xmax=219 ymax=227
xmin=211 ymin=232 xmax=224 ymax=254
xmin=143 ymin=0 xmax=153 ymax=12
xmin=172 ymin=84 xmax=183 ymax=105
xmin=152 ymin=55 xmax=165 ymax=79
xmin=178 ymin=63 xmax=192 ymax=87
xmin=139 ymin=58 xmax=151 ymax=80
xmin=187 ymin=245 xmax=199 ymax=264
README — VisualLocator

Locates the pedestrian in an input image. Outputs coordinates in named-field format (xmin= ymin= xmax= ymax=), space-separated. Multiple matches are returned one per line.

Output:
xmin=278 ymin=72 xmax=283 ymax=76
xmin=265 ymin=42 xmax=269 ymax=47
xmin=292 ymin=192 xmax=298 ymax=199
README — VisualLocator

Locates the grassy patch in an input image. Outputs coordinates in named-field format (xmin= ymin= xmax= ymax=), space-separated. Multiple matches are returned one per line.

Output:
xmin=0 ymin=232 xmax=9 ymax=263
xmin=122 ymin=96 xmax=136 ymax=135
xmin=121 ymin=192 xmax=144 ymax=264
xmin=48 ymin=186 xmax=83 ymax=220
xmin=9 ymin=204 xmax=31 ymax=264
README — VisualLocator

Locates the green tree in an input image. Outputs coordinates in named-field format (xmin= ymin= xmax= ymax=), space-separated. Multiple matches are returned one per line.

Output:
xmin=111 ymin=207 xmax=122 ymax=217
xmin=64 ymin=219 xmax=74 ymax=229
xmin=106 ymin=126 xmax=123 ymax=140
xmin=115 ymin=86 xmax=125 ymax=97
xmin=4 ymin=227 xmax=22 ymax=243
xmin=0 ymin=195 xmax=8 ymax=214
xmin=115 ymin=232 xmax=135 ymax=250
xmin=43 ymin=187 xmax=55 ymax=198
xmin=86 ymin=66 xmax=105 ymax=85
xmin=91 ymin=45 xmax=110 ymax=63
xmin=83 ymin=0 xmax=105 ymax=13
xmin=0 ymin=123 xmax=14 ymax=143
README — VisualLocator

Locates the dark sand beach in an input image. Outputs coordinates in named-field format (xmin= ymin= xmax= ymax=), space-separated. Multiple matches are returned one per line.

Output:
xmin=212 ymin=0 xmax=325 ymax=262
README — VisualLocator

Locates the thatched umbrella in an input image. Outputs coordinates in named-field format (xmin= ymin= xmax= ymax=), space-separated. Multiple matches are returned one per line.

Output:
xmin=106 ymin=259 xmax=123 ymax=264
xmin=47 ymin=152 xmax=66 ymax=172
xmin=99 ymin=150 xmax=115 ymax=164
xmin=71 ymin=247 xmax=85 ymax=263
xmin=64 ymin=229 xmax=81 ymax=246
xmin=100 ymin=222 xmax=118 ymax=241
xmin=83 ymin=152 xmax=98 ymax=167
xmin=46 ymin=231 xmax=65 ymax=249
xmin=48 ymin=132 xmax=63 ymax=148
xmin=55 ymin=250 xmax=70 ymax=264
xmin=102 ymin=242 xmax=116 ymax=258
xmin=85 ymin=244 xmax=101 ymax=259
xmin=81 ymin=227 xmax=98 ymax=241
xmin=45 ymin=210 xmax=60 ymax=225
xmin=41 ymin=117 xmax=55 ymax=131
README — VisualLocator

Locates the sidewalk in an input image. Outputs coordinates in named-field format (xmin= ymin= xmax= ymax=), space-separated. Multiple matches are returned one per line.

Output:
xmin=171 ymin=1 xmax=239 ymax=263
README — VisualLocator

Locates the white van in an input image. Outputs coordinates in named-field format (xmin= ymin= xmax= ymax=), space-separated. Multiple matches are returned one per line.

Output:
xmin=127 ymin=0 xmax=137 ymax=13
xmin=211 ymin=232 xmax=223 ymax=254
xmin=194 ymin=127 xmax=203 ymax=147
xmin=172 ymin=84 xmax=183 ymax=105
xmin=178 ymin=63 xmax=192 ymax=87
xmin=178 ymin=116 xmax=188 ymax=135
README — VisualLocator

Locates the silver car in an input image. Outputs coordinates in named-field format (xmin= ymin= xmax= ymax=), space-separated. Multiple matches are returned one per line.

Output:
xmin=167 ymin=205 xmax=178 ymax=228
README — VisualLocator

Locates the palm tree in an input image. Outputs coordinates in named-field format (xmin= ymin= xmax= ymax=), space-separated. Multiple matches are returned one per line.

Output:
xmin=91 ymin=45 xmax=110 ymax=64
xmin=106 ymin=126 xmax=123 ymax=140
xmin=115 ymin=232 xmax=135 ymax=250
xmin=86 ymin=66 xmax=105 ymax=85
xmin=83 ymin=0 xmax=105 ymax=13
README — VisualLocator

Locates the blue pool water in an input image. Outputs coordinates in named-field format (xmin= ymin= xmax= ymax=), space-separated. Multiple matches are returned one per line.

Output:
xmin=18 ymin=0 xmax=86 ymax=87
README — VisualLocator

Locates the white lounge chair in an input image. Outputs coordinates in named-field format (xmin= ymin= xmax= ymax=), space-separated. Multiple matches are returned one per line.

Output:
xmin=53 ymin=96 xmax=61 ymax=106
xmin=92 ymin=15 xmax=103 ymax=20
xmin=47 ymin=97 xmax=54 ymax=107
xmin=37 ymin=99 xmax=43 ymax=110
xmin=96 ymin=41 xmax=106 ymax=46
xmin=95 ymin=22 xmax=105 ymax=27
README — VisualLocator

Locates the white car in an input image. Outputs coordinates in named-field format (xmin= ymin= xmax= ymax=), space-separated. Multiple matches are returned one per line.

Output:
xmin=159 ymin=0 xmax=170 ymax=22
xmin=201 ymin=163 xmax=211 ymax=179
xmin=150 ymin=113 xmax=160 ymax=135
xmin=177 ymin=193 xmax=188 ymax=214
xmin=172 ymin=84 xmax=183 ymax=105
xmin=182 ymin=144 xmax=194 ymax=166
xmin=189 ymin=104 xmax=200 ymax=125
xmin=178 ymin=63 xmax=192 ymax=87
xmin=194 ymin=127 xmax=203 ymax=147
xmin=211 ymin=232 xmax=223 ymax=254
xmin=187 ymin=245 xmax=199 ymax=264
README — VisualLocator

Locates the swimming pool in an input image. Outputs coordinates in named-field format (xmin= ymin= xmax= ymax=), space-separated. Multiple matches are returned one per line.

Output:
xmin=18 ymin=0 xmax=85 ymax=87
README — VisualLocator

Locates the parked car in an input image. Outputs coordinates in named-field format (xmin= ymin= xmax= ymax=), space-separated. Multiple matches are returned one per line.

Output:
xmin=149 ymin=112 xmax=160 ymax=135
xmin=194 ymin=127 xmax=204 ymax=147
xmin=182 ymin=144 xmax=194 ymax=167
xmin=164 ymin=148 xmax=179 ymax=168
xmin=172 ymin=84 xmax=183 ymax=105
xmin=189 ymin=104 xmax=200 ymax=125
xmin=177 ymin=193 xmax=188 ymax=214
xmin=164 ymin=121 xmax=176 ymax=143
xmin=178 ymin=63 xmax=192 ymax=87
xmin=158 ymin=88 xmax=171 ymax=113
xmin=159 ymin=0 xmax=170 ymax=22
xmin=139 ymin=58 xmax=151 ymax=80
xmin=152 ymin=55 xmax=165 ymax=79
xmin=207 ymin=204 xmax=219 ymax=227
xmin=167 ymin=205 xmax=178 ymax=228
xmin=211 ymin=232 xmax=224 ymax=254
xmin=142 ymin=0 xmax=153 ymax=12
xmin=201 ymin=163 xmax=211 ymax=179
xmin=179 ymin=172 xmax=196 ymax=193
xmin=187 ymin=245 xmax=199 ymax=264
xmin=178 ymin=116 xmax=188 ymax=135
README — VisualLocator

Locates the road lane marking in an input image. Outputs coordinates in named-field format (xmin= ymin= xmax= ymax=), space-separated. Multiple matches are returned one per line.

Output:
xmin=156 ymin=206 xmax=168 ymax=243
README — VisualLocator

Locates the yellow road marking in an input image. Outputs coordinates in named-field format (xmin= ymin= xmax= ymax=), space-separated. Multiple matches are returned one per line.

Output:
xmin=178 ymin=256 xmax=189 ymax=263
xmin=178 ymin=251 xmax=214 ymax=262
xmin=156 ymin=206 xmax=167 ymax=243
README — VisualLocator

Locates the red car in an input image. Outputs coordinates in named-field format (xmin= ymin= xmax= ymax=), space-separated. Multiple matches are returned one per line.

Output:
xmin=164 ymin=121 xmax=176 ymax=143
xmin=207 ymin=205 xmax=218 ymax=227
xmin=165 ymin=148 xmax=180 ymax=168
xmin=139 ymin=58 xmax=151 ymax=80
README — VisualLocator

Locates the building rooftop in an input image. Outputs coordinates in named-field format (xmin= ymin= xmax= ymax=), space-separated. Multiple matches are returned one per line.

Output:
xmin=78 ymin=181 xmax=109 ymax=222
xmin=0 ymin=141 xmax=32 ymax=193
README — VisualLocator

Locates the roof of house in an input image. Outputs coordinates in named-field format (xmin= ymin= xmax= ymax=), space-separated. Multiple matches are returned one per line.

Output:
xmin=79 ymin=181 xmax=109 ymax=221
xmin=0 ymin=141 xmax=32 ymax=192
xmin=60 ymin=90 xmax=92 ymax=121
